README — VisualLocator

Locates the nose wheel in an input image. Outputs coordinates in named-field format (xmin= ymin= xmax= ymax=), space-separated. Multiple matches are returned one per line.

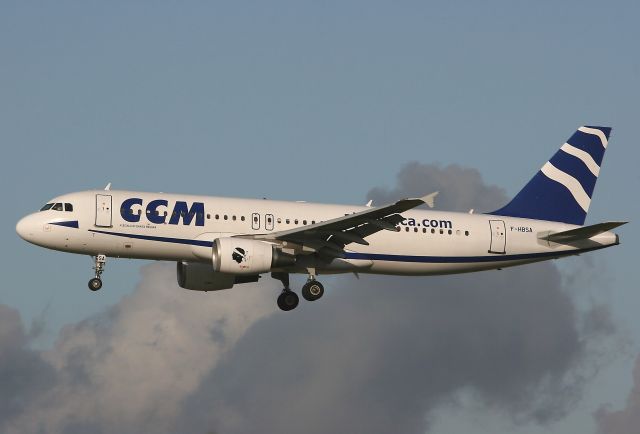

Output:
xmin=88 ymin=277 xmax=102 ymax=291
xmin=88 ymin=254 xmax=107 ymax=291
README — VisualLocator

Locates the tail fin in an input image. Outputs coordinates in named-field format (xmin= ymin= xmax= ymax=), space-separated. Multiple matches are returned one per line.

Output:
xmin=490 ymin=126 xmax=611 ymax=225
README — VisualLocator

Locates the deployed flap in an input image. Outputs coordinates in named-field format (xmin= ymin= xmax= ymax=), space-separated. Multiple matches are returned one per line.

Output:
xmin=542 ymin=221 xmax=627 ymax=243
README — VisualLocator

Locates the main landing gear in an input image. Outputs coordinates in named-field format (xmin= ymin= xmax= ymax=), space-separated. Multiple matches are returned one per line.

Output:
xmin=88 ymin=254 xmax=107 ymax=291
xmin=271 ymin=271 xmax=325 ymax=311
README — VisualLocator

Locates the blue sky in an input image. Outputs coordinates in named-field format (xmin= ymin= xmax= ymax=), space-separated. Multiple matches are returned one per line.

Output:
xmin=1 ymin=1 xmax=638 ymax=433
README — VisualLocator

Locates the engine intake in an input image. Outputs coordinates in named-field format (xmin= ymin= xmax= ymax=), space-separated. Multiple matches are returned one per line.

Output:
xmin=212 ymin=238 xmax=296 ymax=274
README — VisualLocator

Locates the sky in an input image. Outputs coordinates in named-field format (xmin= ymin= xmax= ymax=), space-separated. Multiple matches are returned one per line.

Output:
xmin=1 ymin=1 xmax=639 ymax=433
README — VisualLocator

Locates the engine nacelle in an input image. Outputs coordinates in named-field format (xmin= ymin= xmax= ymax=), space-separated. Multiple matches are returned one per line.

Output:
xmin=177 ymin=261 xmax=235 ymax=291
xmin=212 ymin=237 xmax=296 ymax=274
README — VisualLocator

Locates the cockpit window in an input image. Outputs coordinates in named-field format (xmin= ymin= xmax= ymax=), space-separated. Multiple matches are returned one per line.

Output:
xmin=52 ymin=203 xmax=63 ymax=211
xmin=65 ymin=203 xmax=74 ymax=212
xmin=40 ymin=203 xmax=54 ymax=211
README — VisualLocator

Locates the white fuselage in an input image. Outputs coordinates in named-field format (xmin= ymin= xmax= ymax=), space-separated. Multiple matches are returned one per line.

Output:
xmin=16 ymin=190 xmax=619 ymax=276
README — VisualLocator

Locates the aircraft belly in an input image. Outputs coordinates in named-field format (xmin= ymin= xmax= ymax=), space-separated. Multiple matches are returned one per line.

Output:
xmin=365 ymin=257 xmax=548 ymax=276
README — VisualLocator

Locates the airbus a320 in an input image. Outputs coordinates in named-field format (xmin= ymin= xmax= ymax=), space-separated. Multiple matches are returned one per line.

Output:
xmin=16 ymin=126 xmax=626 ymax=311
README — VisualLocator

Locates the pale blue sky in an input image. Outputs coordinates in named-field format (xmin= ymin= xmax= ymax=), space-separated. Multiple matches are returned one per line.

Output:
xmin=1 ymin=1 xmax=638 ymax=433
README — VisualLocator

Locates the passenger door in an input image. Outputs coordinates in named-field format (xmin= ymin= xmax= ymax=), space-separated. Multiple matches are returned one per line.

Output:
xmin=488 ymin=220 xmax=506 ymax=254
xmin=95 ymin=194 xmax=113 ymax=227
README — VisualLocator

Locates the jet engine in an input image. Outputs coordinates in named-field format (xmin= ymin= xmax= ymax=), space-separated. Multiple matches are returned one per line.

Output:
xmin=177 ymin=261 xmax=236 ymax=291
xmin=212 ymin=237 xmax=296 ymax=274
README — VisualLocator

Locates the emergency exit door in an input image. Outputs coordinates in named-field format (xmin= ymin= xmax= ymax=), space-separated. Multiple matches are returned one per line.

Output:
xmin=488 ymin=220 xmax=506 ymax=254
xmin=95 ymin=194 xmax=112 ymax=227
xmin=252 ymin=213 xmax=260 ymax=230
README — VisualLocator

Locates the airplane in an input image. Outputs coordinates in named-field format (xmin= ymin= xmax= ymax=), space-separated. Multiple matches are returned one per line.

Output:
xmin=16 ymin=126 xmax=626 ymax=311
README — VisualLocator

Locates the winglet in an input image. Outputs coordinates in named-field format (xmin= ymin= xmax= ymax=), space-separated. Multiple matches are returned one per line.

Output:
xmin=104 ymin=182 xmax=112 ymax=191
xmin=421 ymin=191 xmax=439 ymax=208
xmin=365 ymin=200 xmax=373 ymax=207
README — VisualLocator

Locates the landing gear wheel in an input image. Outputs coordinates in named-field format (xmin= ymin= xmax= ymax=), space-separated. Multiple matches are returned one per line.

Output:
xmin=88 ymin=254 xmax=107 ymax=292
xmin=88 ymin=278 xmax=102 ymax=291
xmin=301 ymin=280 xmax=324 ymax=301
xmin=277 ymin=290 xmax=299 ymax=311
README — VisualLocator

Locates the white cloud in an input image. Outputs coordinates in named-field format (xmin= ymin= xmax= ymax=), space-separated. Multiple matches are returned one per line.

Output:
xmin=2 ymin=262 xmax=275 ymax=434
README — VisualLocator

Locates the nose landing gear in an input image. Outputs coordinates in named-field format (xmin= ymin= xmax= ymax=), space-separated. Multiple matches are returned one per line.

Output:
xmin=88 ymin=254 xmax=107 ymax=291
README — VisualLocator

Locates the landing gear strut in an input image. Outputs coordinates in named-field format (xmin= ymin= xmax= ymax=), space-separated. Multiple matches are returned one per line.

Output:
xmin=88 ymin=254 xmax=106 ymax=291
xmin=272 ymin=272 xmax=299 ymax=311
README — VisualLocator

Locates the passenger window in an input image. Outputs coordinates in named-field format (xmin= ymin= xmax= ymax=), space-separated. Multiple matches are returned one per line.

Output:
xmin=52 ymin=203 xmax=63 ymax=211
xmin=40 ymin=203 xmax=54 ymax=211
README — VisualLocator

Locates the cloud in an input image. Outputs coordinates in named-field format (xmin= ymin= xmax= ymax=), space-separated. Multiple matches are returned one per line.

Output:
xmin=367 ymin=162 xmax=506 ymax=212
xmin=0 ymin=161 xmax=616 ymax=434
xmin=0 ymin=305 xmax=56 ymax=426
xmin=594 ymin=354 xmax=640 ymax=434
xmin=0 ymin=265 xmax=276 ymax=434
xmin=176 ymin=161 xmax=615 ymax=434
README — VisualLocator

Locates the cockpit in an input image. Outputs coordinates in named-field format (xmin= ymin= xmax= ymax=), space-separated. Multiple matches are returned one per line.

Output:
xmin=40 ymin=202 xmax=74 ymax=212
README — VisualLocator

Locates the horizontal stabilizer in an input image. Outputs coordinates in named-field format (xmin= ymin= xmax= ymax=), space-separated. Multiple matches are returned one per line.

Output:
xmin=542 ymin=221 xmax=627 ymax=243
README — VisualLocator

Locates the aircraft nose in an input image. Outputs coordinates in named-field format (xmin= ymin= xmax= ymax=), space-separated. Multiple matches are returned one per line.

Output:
xmin=16 ymin=214 xmax=37 ymax=242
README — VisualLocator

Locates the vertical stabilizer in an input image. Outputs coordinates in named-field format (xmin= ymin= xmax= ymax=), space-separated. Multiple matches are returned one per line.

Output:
xmin=490 ymin=126 xmax=611 ymax=225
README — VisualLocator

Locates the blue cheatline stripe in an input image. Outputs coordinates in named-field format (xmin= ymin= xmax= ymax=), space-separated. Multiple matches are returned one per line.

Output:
xmin=344 ymin=247 xmax=606 ymax=263
xmin=567 ymin=130 xmax=605 ymax=165
xmin=88 ymin=229 xmax=608 ymax=264
xmin=51 ymin=220 xmax=79 ymax=229
xmin=88 ymin=229 xmax=214 ymax=247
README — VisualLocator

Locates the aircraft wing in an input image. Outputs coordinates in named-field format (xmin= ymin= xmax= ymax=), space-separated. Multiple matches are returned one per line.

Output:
xmin=239 ymin=192 xmax=438 ymax=258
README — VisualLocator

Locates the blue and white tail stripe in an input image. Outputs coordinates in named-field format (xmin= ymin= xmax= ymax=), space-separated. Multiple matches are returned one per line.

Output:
xmin=490 ymin=126 xmax=611 ymax=225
